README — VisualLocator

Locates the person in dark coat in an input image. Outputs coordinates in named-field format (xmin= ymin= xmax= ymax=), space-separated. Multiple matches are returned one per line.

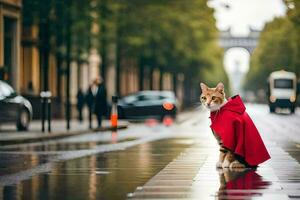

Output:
xmin=85 ymin=77 xmax=108 ymax=129
xmin=76 ymin=88 xmax=85 ymax=122
xmin=93 ymin=76 xmax=108 ymax=128
xmin=86 ymin=84 xmax=95 ymax=129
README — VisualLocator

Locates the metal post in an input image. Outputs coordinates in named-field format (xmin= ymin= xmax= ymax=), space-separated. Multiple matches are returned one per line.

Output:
xmin=47 ymin=98 xmax=51 ymax=132
xmin=41 ymin=91 xmax=52 ymax=132
xmin=89 ymin=108 xmax=92 ymax=129
xmin=41 ymin=97 xmax=45 ymax=132
xmin=65 ymin=0 xmax=72 ymax=130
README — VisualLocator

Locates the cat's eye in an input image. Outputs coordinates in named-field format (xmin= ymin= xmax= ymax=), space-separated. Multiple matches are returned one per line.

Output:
xmin=212 ymin=96 xmax=216 ymax=100
xmin=201 ymin=96 xmax=206 ymax=100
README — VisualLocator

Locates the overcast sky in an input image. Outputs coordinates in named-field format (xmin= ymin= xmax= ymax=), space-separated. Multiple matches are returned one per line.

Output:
xmin=208 ymin=0 xmax=287 ymax=90
xmin=208 ymin=0 xmax=287 ymax=36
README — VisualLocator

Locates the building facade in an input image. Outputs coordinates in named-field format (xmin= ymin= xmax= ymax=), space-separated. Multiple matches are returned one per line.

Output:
xmin=0 ymin=0 xmax=21 ymax=91
xmin=0 ymin=0 xmax=186 ymax=120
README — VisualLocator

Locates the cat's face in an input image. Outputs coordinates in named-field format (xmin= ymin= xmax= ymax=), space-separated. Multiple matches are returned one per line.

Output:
xmin=200 ymin=82 xmax=226 ymax=111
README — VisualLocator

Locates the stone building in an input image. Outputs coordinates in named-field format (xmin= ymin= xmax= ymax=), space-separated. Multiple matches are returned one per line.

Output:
xmin=0 ymin=0 xmax=22 ymax=90
xmin=0 ymin=0 xmax=185 ymax=120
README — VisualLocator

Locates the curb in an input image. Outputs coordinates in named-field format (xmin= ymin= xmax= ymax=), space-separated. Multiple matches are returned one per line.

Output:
xmin=0 ymin=125 xmax=128 ymax=146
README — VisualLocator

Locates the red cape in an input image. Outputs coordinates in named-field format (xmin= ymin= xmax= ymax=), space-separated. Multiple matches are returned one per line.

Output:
xmin=210 ymin=95 xmax=270 ymax=166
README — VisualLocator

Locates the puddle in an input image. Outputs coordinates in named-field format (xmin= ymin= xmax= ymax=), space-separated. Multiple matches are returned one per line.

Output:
xmin=0 ymin=137 xmax=139 ymax=152
xmin=0 ymin=139 xmax=191 ymax=200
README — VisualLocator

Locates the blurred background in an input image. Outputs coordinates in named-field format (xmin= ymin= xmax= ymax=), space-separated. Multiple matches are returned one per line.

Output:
xmin=1 ymin=1 xmax=300 ymax=199
xmin=0 ymin=0 xmax=299 ymax=120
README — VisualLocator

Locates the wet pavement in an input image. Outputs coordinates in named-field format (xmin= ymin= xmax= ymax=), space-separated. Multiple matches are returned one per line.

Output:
xmin=129 ymin=140 xmax=300 ymax=199
xmin=0 ymin=104 xmax=299 ymax=200
xmin=128 ymin=105 xmax=300 ymax=199
xmin=0 ymin=139 xmax=192 ymax=200
xmin=0 ymin=119 xmax=128 ymax=145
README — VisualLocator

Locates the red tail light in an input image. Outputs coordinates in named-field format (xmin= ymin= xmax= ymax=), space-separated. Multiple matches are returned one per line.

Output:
xmin=163 ymin=102 xmax=174 ymax=110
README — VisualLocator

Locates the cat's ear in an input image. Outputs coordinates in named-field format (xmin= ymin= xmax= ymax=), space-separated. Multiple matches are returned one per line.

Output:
xmin=200 ymin=82 xmax=208 ymax=92
xmin=216 ymin=82 xmax=224 ymax=92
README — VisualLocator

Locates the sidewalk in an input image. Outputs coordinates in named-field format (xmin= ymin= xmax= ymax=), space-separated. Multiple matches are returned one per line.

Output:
xmin=0 ymin=110 xmax=196 ymax=146
xmin=0 ymin=119 xmax=128 ymax=145
xmin=128 ymin=105 xmax=300 ymax=199
xmin=128 ymin=141 xmax=300 ymax=199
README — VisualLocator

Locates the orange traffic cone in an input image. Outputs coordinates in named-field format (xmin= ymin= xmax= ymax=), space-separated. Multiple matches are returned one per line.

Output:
xmin=111 ymin=96 xmax=118 ymax=130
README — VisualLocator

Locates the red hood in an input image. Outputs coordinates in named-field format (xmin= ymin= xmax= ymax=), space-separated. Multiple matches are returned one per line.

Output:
xmin=210 ymin=95 xmax=270 ymax=166
xmin=221 ymin=95 xmax=246 ymax=114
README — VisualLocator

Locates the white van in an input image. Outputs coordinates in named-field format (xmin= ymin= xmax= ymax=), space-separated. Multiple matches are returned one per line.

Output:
xmin=268 ymin=70 xmax=297 ymax=113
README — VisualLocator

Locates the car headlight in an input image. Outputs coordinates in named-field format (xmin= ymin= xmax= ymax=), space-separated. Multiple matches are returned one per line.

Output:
xmin=269 ymin=95 xmax=276 ymax=103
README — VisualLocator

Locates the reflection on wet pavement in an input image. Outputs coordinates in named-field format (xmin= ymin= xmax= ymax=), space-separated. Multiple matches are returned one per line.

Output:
xmin=129 ymin=140 xmax=299 ymax=199
xmin=1 ymin=105 xmax=300 ymax=200
xmin=193 ymin=145 xmax=292 ymax=200
xmin=0 ymin=137 xmax=138 ymax=152
xmin=0 ymin=139 xmax=192 ymax=200
xmin=0 ymin=154 xmax=50 ymax=176
xmin=220 ymin=169 xmax=271 ymax=189
xmin=217 ymin=169 xmax=271 ymax=199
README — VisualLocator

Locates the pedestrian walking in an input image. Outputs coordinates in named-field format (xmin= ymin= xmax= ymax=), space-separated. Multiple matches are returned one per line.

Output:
xmin=93 ymin=76 xmax=108 ymax=128
xmin=85 ymin=77 xmax=108 ymax=129
xmin=86 ymin=84 xmax=95 ymax=129
xmin=76 ymin=88 xmax=85 ymax=122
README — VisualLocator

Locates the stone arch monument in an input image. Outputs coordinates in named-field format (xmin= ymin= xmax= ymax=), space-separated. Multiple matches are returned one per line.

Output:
xmin=219 ymin=27 xmax=261 ymax=95
xmin=219 ymin=27 xmax=260 ymax=55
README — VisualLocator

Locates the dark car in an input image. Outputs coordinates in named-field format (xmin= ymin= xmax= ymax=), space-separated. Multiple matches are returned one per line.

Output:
xmin=115 ymin=90 xmax=178 ymax=120
xmin=0 ymin=81 xmax=33 ymax=130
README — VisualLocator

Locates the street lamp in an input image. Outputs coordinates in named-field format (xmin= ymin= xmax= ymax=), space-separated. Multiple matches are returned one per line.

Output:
xmin=65 ymin=0 xmax=72 ymax=130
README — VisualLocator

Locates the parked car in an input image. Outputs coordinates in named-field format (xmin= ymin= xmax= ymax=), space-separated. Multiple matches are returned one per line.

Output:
xmin=267 ymin=70 xmax=297 ymax=113
xmin=0 ymin=80 xmax=33 ymax=130
xmin=113 ymin=90 xmax=178 ymax=120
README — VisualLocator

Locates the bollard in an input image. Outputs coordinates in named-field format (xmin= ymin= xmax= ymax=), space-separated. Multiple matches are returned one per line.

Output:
xmin=89 ymin=107 xmax=92 ymax=129
xmin=41 ymin=96 xmax=46 ymax=132
xmin=47 ymin=97 xmax=51 ymax=132
xmin=40 ymin=91 xmax=52 ymax=132
xmin=111 ymin=96 xmax=118 ymax=130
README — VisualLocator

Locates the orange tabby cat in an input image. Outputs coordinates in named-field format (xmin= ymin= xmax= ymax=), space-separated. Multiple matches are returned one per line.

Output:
xmin=200 ymin=82 xmax=246 ymax=169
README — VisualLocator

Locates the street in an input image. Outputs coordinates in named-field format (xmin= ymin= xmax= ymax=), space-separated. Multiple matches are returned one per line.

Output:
xmin=0 ymin=104 xmax=299 ymax=199
xmin=1 ymin=0 xmax=299 ymax=199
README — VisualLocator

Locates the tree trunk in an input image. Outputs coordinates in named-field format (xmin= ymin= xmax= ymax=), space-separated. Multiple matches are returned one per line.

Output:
xmin=173 ymin=72 xmax=177 ymax=95
xmin=56 ymin=54 xmax=63 ymax=101
xmin=65 ymin=0 xmax=72 ymax=130
xmin=99 ymin=0 xmax=108 ymax=82
xmin=77 ymin=60 xmax=81 ymax=89
xmin=139 ymin=57 xmax=144 ymax=91
xmin=116 ymin=36 xmax=121 ymax=95
xmin=149 ymin=67 xmax=154 ymax=90
xmin=39 ymin=21 xmax=50 ymax=92
xmin=100 ymin=44 xmax=107 ymax=81
xmin=159 ymin=68 xmax=163 ymax=90
xmin=183 ymin=76 xmax=190 ymax=108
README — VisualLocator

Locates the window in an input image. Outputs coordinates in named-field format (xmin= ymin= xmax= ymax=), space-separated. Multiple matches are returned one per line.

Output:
xmin=0 ymin=82 xmax=14 ymax=97
xmin=123 ymin=95 xmax=138 ymax=103
xmin=138 ymin=94 xmax=160 ymax=101
xmin=4 ymin=17 xmax=17 ymax=85
xmin=274 ymin=79 xmax=293 ymax=89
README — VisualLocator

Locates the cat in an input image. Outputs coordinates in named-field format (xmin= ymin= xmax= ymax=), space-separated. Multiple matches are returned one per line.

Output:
xmin=200 ymin=82 xmax=246 ymax=169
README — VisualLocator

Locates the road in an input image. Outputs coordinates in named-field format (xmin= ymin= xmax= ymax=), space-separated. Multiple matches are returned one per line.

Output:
xmin=0 ymin=104 xmax=299 ymax=200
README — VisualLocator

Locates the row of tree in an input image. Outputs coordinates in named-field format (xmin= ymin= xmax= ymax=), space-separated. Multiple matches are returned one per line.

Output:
xmin=246 ymin=0 xmax=300 ymax=91
xmin=22 ymin=0 xmax=228 ymax=96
